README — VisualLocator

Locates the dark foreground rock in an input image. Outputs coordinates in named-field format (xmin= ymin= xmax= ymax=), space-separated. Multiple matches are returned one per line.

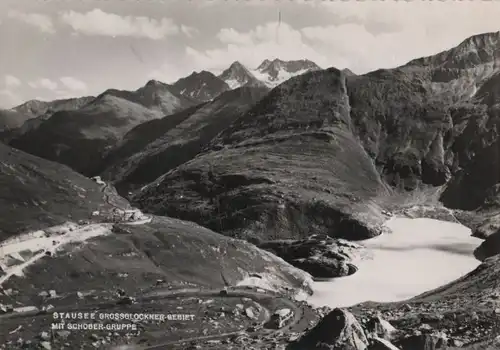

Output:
xmin=258 ymin=234 xmax=361 ymax=278
xmin=287 ymin=254 xmax=500 ymax=350
xmin=347 ymin=255 xmax=500 ymax=349
xmin=369 ymin=337 xmax=401 ymax=350
xmin=473 ymin=228 xmax=500 ymax=260
xmin=290 ymin=308 xmax=369 ymax=350
xmin=394 ymin=332 xmax=449 ymax=350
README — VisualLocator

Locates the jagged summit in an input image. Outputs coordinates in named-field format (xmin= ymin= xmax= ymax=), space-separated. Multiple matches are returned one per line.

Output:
xmin=341 ymin=68 xmax=356 ymax=76
xmin=252 ymin=58 xmax=322 ymax=87
xmin=406 ymin=31 xmax=500 ymax=70
xmin=143 ymin=79 xmax=168 ymax=88
xmin=218 ymin=61 xmax=265 ymax=89
xmin=257 ymin=59 xmax=272 ymax=71
xmin=171 ymin=70 xmax=230 ymax=102
xmin=182 ymin=70 xmax=219 ymax=80
xmin=228 ymin=61 xmax=246 ymax=70
xmin=218 ymin=58 xmax=321 ymax=89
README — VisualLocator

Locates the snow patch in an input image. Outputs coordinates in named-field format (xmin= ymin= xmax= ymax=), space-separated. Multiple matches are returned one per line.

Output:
xmin=308 ymin=217 xmax=482 ymax=308
xmin=13 ymin=306 xmax=39 ymax=313
xmin=224 ymin=78 xmax=243 ymax=89
xmin=252 ymin=67 xmax=311 ymax=88
xmin=0 ymin=223 xmax=112 ymax=286
xmin=90 ymin=176 xmax=106 ymax=185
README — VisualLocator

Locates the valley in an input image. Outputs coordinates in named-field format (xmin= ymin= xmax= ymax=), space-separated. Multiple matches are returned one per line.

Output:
xmin=2 ymin=8 xmax=500 ymax=348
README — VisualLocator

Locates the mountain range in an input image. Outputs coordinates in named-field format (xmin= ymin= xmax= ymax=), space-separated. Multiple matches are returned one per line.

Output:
xmin=0 ymin=58 xmax=321 ymax=176
xmin=0 ymin=58 xmax=320 ymax=134
xmin=3 ymin=31 xmax=500 ymax=349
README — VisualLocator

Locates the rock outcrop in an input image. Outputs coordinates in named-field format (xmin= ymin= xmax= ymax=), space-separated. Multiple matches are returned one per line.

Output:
xmin=291 ymin=308 xmax=369 ymax=350
xmin=258 ymin=234 xmax=361 ymax=278
xmin=474 ymin=228 xmax=500 ymax=260
xmin=365 ymin=315 xmax=398 ymax=341
xmin=394 ymin=332 xmax=449 ymax=350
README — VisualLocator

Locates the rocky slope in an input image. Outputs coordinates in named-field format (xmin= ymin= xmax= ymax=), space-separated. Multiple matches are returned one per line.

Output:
xmin=219 ymin=61 xmax=267 ymax=89
xmin=253 ymin=58 xmax=322 ymax=87
xmin=355 ymin=32 xmax=500 ymax=210
xmin=0 ymin=142 xmax=128 ymax=240
xmin=218 ymin=58 xmax=322 ymax=89
xmin=97 ymin=79 xmax=197 ymax=115
xmin=171 ymin=70 xmax=231 ymax=102
xmin=99 ymin=86 xmax=270 ymax=195
xmin=0 ymin=142 xmax=314 ymax=348
xmin=7 ymin=81 xmax=198 ymax=176
xmin=0 ymin=109 xmax=32 ymax=132
xmin=132 ymin=31 xmax=500 ymax=244
xmin=0 ymin=215 xmax=312 ymax=307
xmin=134 ymin=68 xmax=390 ymax=241
xmin=0 ymin=96 xmax=93 ymax=135
xmin=14 ymin=96 xmax=95 ymax=119
xmin=4 ymin=59 xmax=320 ymax=173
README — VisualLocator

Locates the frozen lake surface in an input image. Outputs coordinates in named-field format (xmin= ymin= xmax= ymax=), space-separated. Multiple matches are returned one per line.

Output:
xmin=308 ymin=217 xmax=482 ymax=308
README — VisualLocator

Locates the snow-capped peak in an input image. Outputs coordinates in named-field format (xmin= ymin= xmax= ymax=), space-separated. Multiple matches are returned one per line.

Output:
xmin=256 ymin=59 xmax=272 ymax=71
xmin=217 ymin=58 xmax=322 ymax=90
xmin=218 ymin=61 xmax=264 ymax=89
xmin=252 ymin=58 xmax=322 ymax=88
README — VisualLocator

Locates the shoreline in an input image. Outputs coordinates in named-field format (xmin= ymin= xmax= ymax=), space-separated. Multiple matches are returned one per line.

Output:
xmin=306 ymin=216 xmax=483 ymax=309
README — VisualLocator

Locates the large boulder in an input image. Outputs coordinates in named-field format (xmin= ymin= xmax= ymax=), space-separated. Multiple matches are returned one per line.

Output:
xmin=394 ymin=332 xmax=448 ymax=350
xmin=474 ymin=228 xmax=500 ymax=261
xmin=365 ymin=315 xmax=398 ymax=341
xmin=291 ymin=308 xmax=369 ymax=350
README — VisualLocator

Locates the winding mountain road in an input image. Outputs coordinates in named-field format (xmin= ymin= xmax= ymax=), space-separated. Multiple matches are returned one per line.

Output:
xmin=0 ymin=178 xmax=312 ymax=348
xmin=0 ymin=287 xmax=308 ymax=349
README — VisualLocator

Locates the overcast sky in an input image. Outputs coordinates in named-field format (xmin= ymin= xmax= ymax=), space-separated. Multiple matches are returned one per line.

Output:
xmin=0 ymin=0 xmax=499 ymax=108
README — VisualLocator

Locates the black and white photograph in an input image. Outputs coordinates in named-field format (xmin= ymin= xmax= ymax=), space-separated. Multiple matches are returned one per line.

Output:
xmin=0 ymin=0 xmax=500 ymax=349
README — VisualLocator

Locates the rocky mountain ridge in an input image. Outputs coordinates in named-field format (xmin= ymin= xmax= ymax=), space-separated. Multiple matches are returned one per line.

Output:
xmin=2 ymin=30 xmax=500 ymax=350
xmin=99 ymin=85 xmax=271 ymax=194
xmin=131 ymin=31 xmax=500 ymax=244
xmin=0 ymin=96 xmax=94 ymax=133
xmin=6 ymin=80 xmax=201 ymax=176
xmin=2 ymin=57 xmax=320 ymax=176
xmin=169 ymin=58 xmax=322 ymax=101
xmin=220 ymin=58 xmax=322 ymax=89
xmin=218 ymin=61 xmax=267 ymax=89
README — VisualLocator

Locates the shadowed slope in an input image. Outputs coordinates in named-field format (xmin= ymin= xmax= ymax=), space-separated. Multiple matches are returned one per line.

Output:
xmin=134 ymin=68 xmax=389 ymax=240
xmin=0 ymin=143 xmax=127 ymax=239
xmin=100 ymin=86 xmax=270 ymax=194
